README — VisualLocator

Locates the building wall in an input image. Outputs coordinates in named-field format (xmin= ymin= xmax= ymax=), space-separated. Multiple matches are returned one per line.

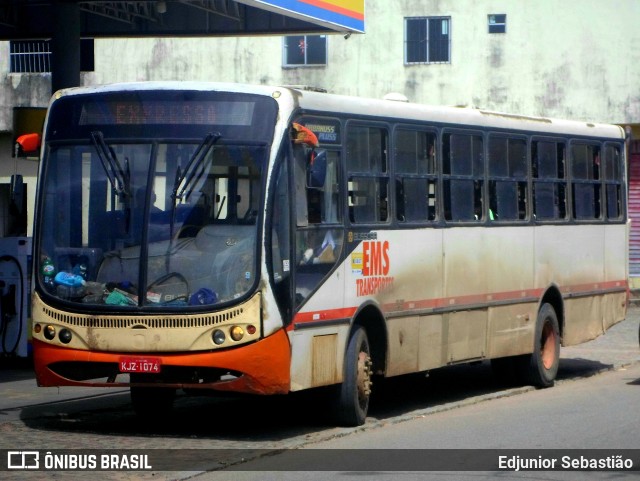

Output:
xmin=89 ymin=0 xmax=640 ymax=124
xmin=0 ymin=0 xmax=639 ymax=236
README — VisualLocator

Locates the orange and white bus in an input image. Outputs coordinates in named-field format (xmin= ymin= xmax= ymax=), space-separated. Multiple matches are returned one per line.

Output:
xmin=31 ymin=82 xmax=628 ymax=426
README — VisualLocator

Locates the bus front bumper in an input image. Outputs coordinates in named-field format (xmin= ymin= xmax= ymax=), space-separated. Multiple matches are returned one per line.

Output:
xmin=32 ymin=328 xmax=291 ymax=395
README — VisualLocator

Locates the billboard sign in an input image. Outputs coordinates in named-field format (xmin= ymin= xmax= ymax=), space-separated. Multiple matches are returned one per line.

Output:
xmin=237 ymin=0 xmax=365 ymax=33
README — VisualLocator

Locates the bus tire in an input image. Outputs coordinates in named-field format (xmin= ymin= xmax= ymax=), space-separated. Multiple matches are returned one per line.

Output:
xmin=519 ymin=303 xmax=560 ymax=388
xmin=130 ymin=386 xmax=175 ymax=418
xmin=334 ymin=325 xmax=373 ymax=427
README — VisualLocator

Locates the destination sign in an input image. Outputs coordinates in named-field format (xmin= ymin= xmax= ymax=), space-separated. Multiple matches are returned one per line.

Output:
xmin=78 ymin=100 xmax=256 ymax=126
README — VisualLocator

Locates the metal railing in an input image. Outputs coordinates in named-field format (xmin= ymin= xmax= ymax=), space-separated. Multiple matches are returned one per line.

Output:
xmin=10 ymin=41 xmax=52 ymax=73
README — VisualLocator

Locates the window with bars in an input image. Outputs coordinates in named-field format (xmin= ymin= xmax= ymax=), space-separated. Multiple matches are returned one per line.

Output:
xmin=405 ymin=17 xmax=451 ymax=64
xmin=9 ymin=39 xmax=95 ymax=73
xmin=283 ymin=35 xmax=327 ymax=67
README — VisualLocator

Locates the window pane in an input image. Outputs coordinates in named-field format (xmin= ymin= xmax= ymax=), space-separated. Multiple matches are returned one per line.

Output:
xmin=428 ymin=18 xmax=450 ymax=62
xmin=395 ymin=130 xmax=436 ymax=174
xmin=347 ymin=126 xmax=387 ymax=173
xmin=349 ymin=177 xmax=388 ymax=223
xmin=534 ymin=183 xmax=558 ymax=219
xmin=488 ymin=14 xmax=506 ymax=34
xmin=573 ymin=184 xmax=598 ymax=219
xmin=607 ymin=185 xmax=621 ymax=219
xmin=284 ymin=36 xmax=306 ymax=65
xmin=406 ymin=18 xmax=427 ymax=63
xmin=444 ymin=179 xmax=477 ymax=221
xmin=571 ymin=144 xmax=600 ymax=180
xmin=604 ymin=144 xmax=621 ymax=180
xmin=306 ymin=35 xmax=327 ymax=65
xmin=447 ymin=134 xmax=483 ymax=176
xmin=509 ymin=139 xmax=527 ymax=177
xmin=489 ymin=137 xmax=508 ymax=176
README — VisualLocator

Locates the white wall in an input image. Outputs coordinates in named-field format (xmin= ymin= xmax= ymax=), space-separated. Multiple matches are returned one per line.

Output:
xmin=89 ymin=0 xmax=640 ymax=124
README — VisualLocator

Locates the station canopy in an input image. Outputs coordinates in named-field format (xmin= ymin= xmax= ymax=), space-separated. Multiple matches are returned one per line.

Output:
xmin=0 ymin=0 xmax=365 ymax=39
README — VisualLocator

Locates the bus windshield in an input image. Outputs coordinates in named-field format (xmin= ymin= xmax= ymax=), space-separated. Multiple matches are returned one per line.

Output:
xmin=37 ymin=90 xmax=277 ymax=309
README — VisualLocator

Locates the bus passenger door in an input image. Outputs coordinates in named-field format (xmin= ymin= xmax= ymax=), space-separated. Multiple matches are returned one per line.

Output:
xmin=292 ymin=143 xmax=344 ymax=309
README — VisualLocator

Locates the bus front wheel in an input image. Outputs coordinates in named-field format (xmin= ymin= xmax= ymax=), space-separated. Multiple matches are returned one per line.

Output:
xmin=334 ymin=325 xmax=373 ymax=427
xmin=519 ymin=303 xmax=560 ymax=387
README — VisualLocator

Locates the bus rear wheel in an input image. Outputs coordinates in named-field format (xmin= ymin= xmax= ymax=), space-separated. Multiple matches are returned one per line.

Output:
xmin=519 ymin=303 xmax=560 ymax=387
xmin=334 ymin=325 xmax=373 ymax=427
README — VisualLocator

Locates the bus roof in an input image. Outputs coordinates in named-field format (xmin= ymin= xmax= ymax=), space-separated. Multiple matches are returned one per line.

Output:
xmin=52 ymin=81 xmax=625 ymax=141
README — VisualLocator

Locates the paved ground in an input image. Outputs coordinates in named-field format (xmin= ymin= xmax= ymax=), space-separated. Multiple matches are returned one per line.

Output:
xmin=0 ymin=307 xmax=638 ymax=480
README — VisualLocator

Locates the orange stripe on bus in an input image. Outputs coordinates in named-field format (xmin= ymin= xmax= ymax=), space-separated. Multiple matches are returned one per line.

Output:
xmin=299 ymin=0 xmax=364 ymax=20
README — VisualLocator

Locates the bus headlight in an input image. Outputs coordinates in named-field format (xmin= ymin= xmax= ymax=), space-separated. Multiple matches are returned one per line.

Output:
xmin=59 ymin=329 xmax=72 ymax=344
xmin=230 ymin=326 xmax=244 ymax=341
xmin=212 ymin=329 xmax=226 ymax=345
xmin=44 ymin=324 xmax=56 ymax=340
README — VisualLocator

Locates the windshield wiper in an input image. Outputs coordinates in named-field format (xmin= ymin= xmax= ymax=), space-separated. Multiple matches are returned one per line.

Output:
xmin=166 ymin=132 xmax=221 ymax=272
xmin=172 ymin=132 xmax=221 ymax=202
xmin=91 ymin=131 xmax=130 ymax=199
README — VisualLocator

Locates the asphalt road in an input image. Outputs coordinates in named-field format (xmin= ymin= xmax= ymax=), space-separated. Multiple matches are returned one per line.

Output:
xmin=0 ymin=307 xmax=638 ymax=480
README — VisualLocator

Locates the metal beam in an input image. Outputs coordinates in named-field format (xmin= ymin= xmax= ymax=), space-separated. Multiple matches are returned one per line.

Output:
xmin=0 ymin=5 xmax=17 ymax=29
xmin=177 ymin=1 xmax=242 ymax=21
xmin=79 ymin=1 xmax=160 ymax=25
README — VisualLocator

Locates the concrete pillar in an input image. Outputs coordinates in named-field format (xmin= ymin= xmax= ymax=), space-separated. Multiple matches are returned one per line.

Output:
xmin=51 ymin=0 xmax=81 ymax=94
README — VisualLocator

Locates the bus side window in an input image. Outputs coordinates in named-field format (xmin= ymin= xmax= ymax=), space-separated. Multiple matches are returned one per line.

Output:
xmin=394 ymin=129 xmax=437 ymax=222
xmin=306 ymin=150 xmax=341 ymax=224
xmin=533 ymin=140 xmax=567 ymax=220
xmin=346 ymin=125 xmax=389 ymax=224
xmin=603 ymin=143 xmax=623 ymax=220
xmin=571 ymin=143 xmax=601 ymax=220
xmin=443 ymin=132 xmax=484 ymax=221
xmin=488 ymin=136 xmax=527 ymax=221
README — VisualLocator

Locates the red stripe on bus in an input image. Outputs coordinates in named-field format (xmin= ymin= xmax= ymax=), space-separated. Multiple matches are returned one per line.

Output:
xmin=292 ymin=280 xmax=627 ymax=327
xmin=299 ymin=0 xmax=365 ymax=20
xmin=292 ymin=306 xmax=358 ymax=325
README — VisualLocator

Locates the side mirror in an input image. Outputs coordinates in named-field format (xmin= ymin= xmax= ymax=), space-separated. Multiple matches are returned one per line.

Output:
xmin=307 ymin=149 xmax=327 ymax=189
xmin=14 ymin=133 xmax=41 ymax=157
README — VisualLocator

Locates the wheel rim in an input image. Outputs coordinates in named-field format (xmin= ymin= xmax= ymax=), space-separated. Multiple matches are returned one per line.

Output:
xmin=356 ymin=351 xmax=373 ymax=408
xmin=540 ymin=321 xmax=557 ymax=370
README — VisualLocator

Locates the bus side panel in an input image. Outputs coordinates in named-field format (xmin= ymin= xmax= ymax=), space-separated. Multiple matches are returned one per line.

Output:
xmin=603 ymin=223 xmax=629 ymax=329
xmin=383 ymin=229 xmax=444 ymax=376
xmin=417 ymin=314 xmax=445 ymax=371
xmin=288 ymin=263 xmax=348 ymax=392
xmin=484 ymin=226 xmax=537 ymax=359
xmin=442 ymin=227 xmax=534 ymax=363
xmin=486 ymin=303 xmax=538 ymax=359
xmin=288 ymin=325 xmax=350 ymax=391
xmin=535 ymin=224 xmax=608 ymax=346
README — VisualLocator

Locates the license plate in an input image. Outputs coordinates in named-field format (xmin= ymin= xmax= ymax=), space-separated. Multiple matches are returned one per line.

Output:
xmin=119 ymin=357 xmax=162 ymax=373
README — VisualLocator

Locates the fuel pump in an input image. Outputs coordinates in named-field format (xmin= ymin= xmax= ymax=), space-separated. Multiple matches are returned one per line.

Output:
xmin=0 ymin=238 xmax=30 ymax=358
xmin=0 ymin=172 xmax=32 ymax=359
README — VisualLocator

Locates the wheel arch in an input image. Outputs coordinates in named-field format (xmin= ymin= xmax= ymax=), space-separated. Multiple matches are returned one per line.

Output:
xmin=539 ymin=284 xmax=565 ymax=342
xmin=350 ymin=302 xmax=388 ymax=375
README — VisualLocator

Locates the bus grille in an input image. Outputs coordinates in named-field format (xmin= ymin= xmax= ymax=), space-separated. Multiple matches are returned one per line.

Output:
xmin=40 ymin=305 xmax=244 ymax=329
